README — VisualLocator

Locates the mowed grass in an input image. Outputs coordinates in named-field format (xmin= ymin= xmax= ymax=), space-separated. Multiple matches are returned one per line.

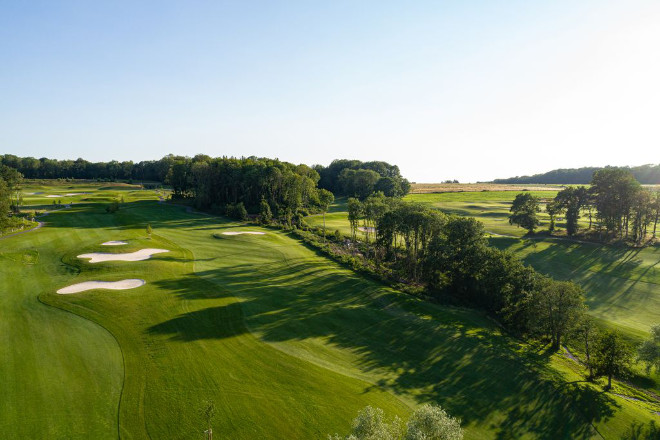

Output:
xmin=2 ymin=185 xmax=657 ymax=438
xmin=491 ymin=237 xmax=660 ymax=338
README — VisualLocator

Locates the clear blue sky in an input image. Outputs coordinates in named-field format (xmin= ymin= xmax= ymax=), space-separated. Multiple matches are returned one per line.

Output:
xmin=1 ymin=1 xmax=658 ymax=182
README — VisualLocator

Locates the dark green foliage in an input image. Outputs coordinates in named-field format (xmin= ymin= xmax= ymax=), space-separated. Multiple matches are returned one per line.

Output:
xmin=0 ymin=176 xmax=10 ymax=229
xmin=545 ymin=200 xmax=561 ymax=232
xmin=315 ymin=159 xmax=410 ymax=198
xmin=592 ymin=331 xmax=634 ymax=389
xmin=554 ymin=186 xmax=589 ymax=236
xmin=105 ymin=200 xmax=120 ymax=213
xmin=509 ymin=193 xmax=540 ymax=233
xmin=637 ymin=325 xmax=660 ymax=374
xmin=528 ymin=279 xmax=585 ymax=349
xmin=258 ymin=199 xmax=273 ymax=224
xmin=226 ymin=202 xmax=248 ymax=221
xmin=591 ymin=168 xmax=641 ymax=236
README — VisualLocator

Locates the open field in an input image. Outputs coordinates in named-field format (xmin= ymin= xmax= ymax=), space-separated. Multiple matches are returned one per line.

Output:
xmin=2 ymin=183 xmax=658 ymax=438
xmin=410 ymin=183 xmax=566 ymax=194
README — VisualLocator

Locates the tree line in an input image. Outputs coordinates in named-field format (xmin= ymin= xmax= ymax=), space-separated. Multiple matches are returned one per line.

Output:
xmin=0 ymin=155 xmax=412 ymax=201
xmin=509 ymin=168 xmax=660 ymax=244
xmin=493 ymin=164 xmax=660 ymax=185
xmin=0 ymin=154 xmax=175 ymax=182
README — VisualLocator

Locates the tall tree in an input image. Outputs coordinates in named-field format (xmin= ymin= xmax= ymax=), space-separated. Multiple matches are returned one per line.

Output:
xmin=509 ymin=193 xmax=541 ymax=234
xmin=545 ymin=200 xmax=561 ymax=232
xmin=529 ymin=279 xmax=585 ymax=350
xmin=637 ymin=325 xmax=660 ymax=374
xmin=554 ymin=186 xmax=588 ymax=236
xmin=592 ymin=331 xmax=633 ymax=390
xmin=317 ymin=189 xmax=335 ymax=241
xmin=573 ymin=317 xmax=598 ymax=379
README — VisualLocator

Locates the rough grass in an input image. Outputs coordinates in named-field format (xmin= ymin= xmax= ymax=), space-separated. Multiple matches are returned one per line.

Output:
xmin=2 ymin=184 xmax=657 ymax=438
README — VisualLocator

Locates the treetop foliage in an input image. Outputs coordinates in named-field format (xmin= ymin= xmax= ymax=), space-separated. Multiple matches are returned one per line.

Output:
xmin=314 ymin=159 xmax=411 ymax=199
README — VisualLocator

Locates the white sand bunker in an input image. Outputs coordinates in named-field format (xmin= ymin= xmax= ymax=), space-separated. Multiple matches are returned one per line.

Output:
xmin=78 ymin=248 xmax=169 ymax=263
xmin=221 ymin=231 xmax=266 ymax=236
xmin=57 ymin=279 xmax=145 ymax=294
xmin=45 ymin=193 xmax=88 ymax=198
xmin=358 ymin=226 xmax=376 ymax=233
xmin=101 ymin=241 xmax=128 ymax=246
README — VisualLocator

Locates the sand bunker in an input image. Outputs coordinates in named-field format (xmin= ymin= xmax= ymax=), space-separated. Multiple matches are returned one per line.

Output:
xmin=78 ymin=248 xmax=169 ymax=263
xmin=221 ymin=231 xmax=266 ymax=236
xmin=101 ymin=241 xmax=128 ymax=246
xmin=358 ymin=226 xmax=376 ymax=233
xmin=57 ymin=279 xmax=145 ymax=294
xmin=45 ymin=193 xmax=88 ymax=198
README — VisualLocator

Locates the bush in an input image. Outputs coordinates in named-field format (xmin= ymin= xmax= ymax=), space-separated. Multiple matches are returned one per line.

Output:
xmin=226 ymin=202 xmax=248 ymax=221
xmin=329 ymin=404 xmax=462 ymax=440
xmin=105 ymin=200 xmax=120 ymax=213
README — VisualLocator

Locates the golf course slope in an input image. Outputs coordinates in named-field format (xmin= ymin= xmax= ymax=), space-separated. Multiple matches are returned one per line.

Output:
xmin=2 ymin=186 xmax=656 ymax=439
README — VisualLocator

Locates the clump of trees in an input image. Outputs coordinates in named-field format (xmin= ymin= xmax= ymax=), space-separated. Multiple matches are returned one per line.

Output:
xmin=315 ymin=159 xmax=410 ymax=199
xmin=511 ymin=168 xmax=660 ymax=243
xmin=345 ymin=196 xmax=586 ymax=341
xmin=163 ymin=155 xmax=333 ymax=226
xmin=329 ymin=404 xmax=463 ymax=440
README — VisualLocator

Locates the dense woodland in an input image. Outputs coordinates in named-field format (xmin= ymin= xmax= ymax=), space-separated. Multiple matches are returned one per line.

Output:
xmin=493 ymin=164 xmax=660 ymax=185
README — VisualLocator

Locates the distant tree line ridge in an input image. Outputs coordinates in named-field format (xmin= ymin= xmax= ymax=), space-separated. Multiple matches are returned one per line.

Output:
xmin=492 ymin=164 xmax=660 ymax=185
xmin=0 ymin=155 xmax=411 ymax=197
xmin=0 ymin=154 xmax=409 ymax=226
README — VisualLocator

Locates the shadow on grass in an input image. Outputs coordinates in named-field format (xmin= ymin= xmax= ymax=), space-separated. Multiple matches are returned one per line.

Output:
xmin=148 ymin=256 xmax=619 ymax=438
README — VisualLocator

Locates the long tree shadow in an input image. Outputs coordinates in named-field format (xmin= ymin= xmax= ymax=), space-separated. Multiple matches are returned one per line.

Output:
xmin=149 ymin=255 xmax=619 ymax=438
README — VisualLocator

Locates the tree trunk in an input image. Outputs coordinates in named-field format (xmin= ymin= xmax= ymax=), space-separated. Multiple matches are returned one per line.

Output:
xmin=607 ymin=374 xmax=612 ymax=390
xmin=323 ymin=211 xmax=326 ymax=243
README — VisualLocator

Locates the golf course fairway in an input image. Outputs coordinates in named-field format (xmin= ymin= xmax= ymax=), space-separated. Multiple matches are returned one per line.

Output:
xmin=2 ymin=191 xmax=656 ymax=439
